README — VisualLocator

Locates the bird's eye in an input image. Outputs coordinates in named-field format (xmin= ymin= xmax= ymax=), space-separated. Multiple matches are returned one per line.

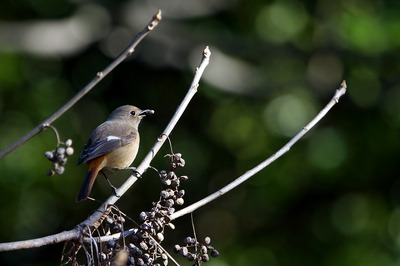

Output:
xmin=130 ymin=111 xmax=136 ymax=116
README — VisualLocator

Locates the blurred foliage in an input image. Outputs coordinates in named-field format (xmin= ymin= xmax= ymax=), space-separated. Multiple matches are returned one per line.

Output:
xmin=0 ymin=0 xmax=400 ymax=265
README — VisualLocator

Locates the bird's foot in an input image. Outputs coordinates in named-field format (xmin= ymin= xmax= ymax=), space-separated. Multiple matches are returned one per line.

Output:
xmin=126 ymin=167 xmax=141 ymax=178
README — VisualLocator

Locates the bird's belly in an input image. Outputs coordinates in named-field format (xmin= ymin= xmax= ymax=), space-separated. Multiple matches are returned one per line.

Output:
xmin=105 ymin=141 xmax=139 ymax=169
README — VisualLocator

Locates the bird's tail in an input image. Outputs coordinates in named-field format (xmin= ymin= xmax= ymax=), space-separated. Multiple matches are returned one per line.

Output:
xmin=76 ymin=159 xmax=102 ymax=201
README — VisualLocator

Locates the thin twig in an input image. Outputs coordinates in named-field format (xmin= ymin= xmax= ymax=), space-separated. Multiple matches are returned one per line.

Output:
xmin=190 ymin=213 xmax=198 ymax=253
xmin=47 ymin=125 xmax=61 ymax=145
xmin=0 ymin=10 xmax=162 ymax=159
xmin=170 ymin=80 xmax=347 ymax=220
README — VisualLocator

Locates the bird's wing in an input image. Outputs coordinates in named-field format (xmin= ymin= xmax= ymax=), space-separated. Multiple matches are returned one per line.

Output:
xmin=77 ymin=121 xmax=137 ymax=165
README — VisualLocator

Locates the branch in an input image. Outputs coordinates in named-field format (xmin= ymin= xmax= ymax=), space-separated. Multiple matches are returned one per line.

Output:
xmin=0 ymin=46 xmax=211 ymax=252
xmin=67 ymin=80 xmax=347 ymax=244
xmin=170 ymin=80 xmax=347 ymax=220
xmin=80 ymin=46 xmax=211 ymax=228
xmin=0 ymin=10 xmax=162 ymax=159
xmin=0 ymin=230 xmax=81 ymax=251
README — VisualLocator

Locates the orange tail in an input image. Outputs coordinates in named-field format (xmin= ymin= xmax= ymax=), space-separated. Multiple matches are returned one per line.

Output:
xmin=76 ymin=157 xmax=104 ymax=201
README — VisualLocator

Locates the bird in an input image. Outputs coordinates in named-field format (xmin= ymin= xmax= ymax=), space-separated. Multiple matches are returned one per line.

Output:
xmin=76 ymin=105 xmax=154 ymax=201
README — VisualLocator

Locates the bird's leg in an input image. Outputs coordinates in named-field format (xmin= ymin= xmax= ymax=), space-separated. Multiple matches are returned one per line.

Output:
xmin=101 ymin=170 xmax=120 ymax=198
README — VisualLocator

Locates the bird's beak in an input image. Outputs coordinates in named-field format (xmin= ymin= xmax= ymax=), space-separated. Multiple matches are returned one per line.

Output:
xmin=139 ymin=109 xmax=155 ymax=116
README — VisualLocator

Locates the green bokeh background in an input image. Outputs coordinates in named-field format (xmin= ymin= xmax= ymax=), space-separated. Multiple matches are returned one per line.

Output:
xmin=1 ymin=0 xmax=400 ymax=265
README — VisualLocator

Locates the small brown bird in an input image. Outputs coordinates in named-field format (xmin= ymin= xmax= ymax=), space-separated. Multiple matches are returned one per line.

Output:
xmin=77 ymin=105 xmax=154 ymax=201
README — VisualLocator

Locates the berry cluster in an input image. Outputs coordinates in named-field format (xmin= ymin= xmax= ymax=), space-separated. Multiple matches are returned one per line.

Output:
xmin=174 ymin=236 xmax=219 ymax=264
xmin=64 ymin=151 xmax=219 ymax=265
xmin=44 ymin=139 xmax=74 ymax=176
xmin=61 ymin=208 xmax=127 ymax=265
xmin=124 ymin=153 xmax=188 ymax=265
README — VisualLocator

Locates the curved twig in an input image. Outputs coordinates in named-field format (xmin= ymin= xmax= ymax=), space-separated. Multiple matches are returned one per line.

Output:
xmin=170 ymin=81 xmax=347 ymax=220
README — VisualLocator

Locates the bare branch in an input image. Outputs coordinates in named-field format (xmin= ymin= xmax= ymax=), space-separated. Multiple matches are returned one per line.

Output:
xmin=0 ymin=45 xmax=211 ymax=252
xmin=67 ymin=80 xmax=347 ymax=244
xmin=0 ymin=229 xmax=80 ymax=251
xmin=0 ymin=10 xmax=162 ymax=159
xmin=170 ymin=80 xmax=347 ymax=220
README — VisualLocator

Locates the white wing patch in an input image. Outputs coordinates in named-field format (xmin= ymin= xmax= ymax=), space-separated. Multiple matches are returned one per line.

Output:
xmin=107 ymin=136 xmax=122 ymax=141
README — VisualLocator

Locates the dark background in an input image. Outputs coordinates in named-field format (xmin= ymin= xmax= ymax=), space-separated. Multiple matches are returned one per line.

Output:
xmin=1 ymin=0 xmax=400 ymax=265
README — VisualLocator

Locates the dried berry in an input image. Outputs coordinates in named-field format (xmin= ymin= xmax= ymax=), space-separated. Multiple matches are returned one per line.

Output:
xmin=202 ymin=254 xmax=209 ymax=262
xmin=180 ymin=247 xmax=188 ymax=257
xmin=184 ymin=237 xmax=193 ymax=244
xmin=45 ymin=151 xmax=54 ymax=160
xmin=66 ymin=147 xmax=74 ymax=156
xmin=211 ymin=249 xmax=219 ymax=257
xmin=65 ymin=139 xmax=73 ymax=147
xmin=176 ymin=198 xmax=184 ymax=205
xmin=57 ymin=147 xmax=65 ymax=155
xmin=201 ymin=245 xmax=208 ymax=254
xmin=174 ymin=245 xmax=181 ymax=253
xmin=180 ymin=175 xmax=189 ymax=181
xmin=187 ymin=253 xmax=196 ymax=261
xmin=160 ymin=190 xmax=169 ymax=199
